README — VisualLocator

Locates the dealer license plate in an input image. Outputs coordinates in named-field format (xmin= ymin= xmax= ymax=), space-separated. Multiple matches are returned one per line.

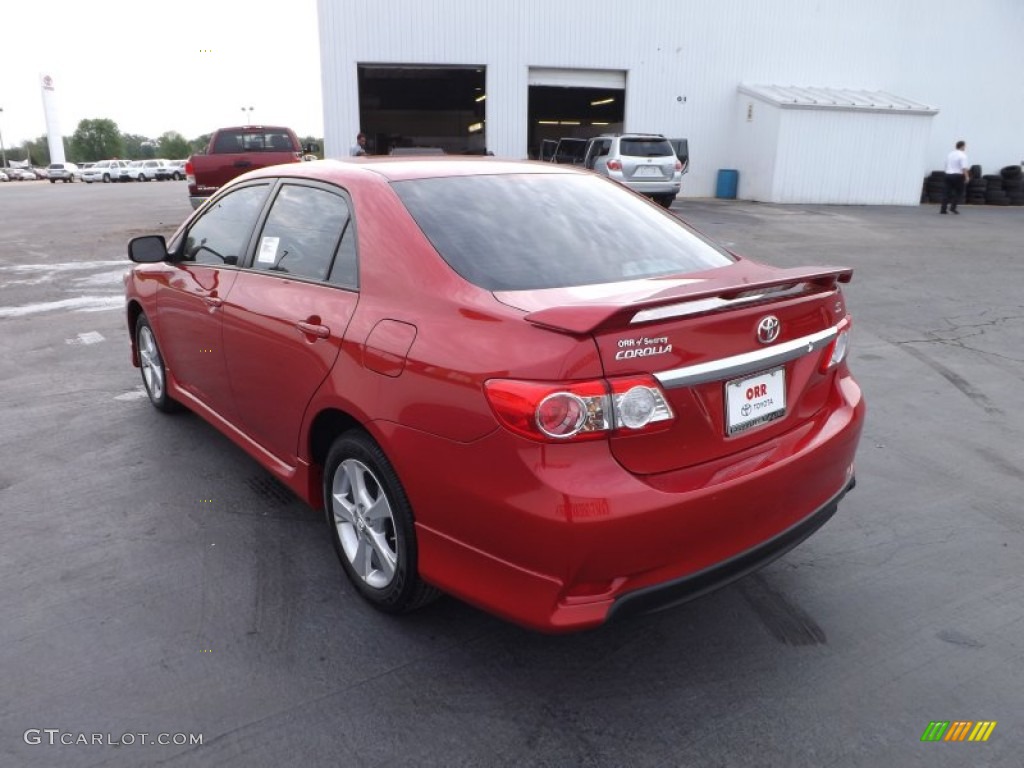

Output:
xmin=725 ymin=367 xmax=786 ymax=435
xmin=634 ymin=165 xmax=660 ymax=177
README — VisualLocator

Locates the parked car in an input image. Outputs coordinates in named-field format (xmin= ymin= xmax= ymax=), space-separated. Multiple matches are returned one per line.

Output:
xmin=47 ymin=162 xmax=80 ymax=183
xmin=167 ymin=160 xmax=187 ymax=181
xmin=582 ymin=133 xmax=684 ymax=208
xmin=0 ymin=171 xmax=8 ymax=182
xmin=27 ymin=167 xmax=48 ymax=180
xmin=5 ymin=168 xmax=37 ymax=181
xmin=124 ymin=158 xmax=864 ymax=633
xmin=129 ymin=158 xmax=173 ymax=181
xmin=83 ymin=159 xmax=130 ymax=183
xmin=117 ymin=161 xmax=143 ymax=182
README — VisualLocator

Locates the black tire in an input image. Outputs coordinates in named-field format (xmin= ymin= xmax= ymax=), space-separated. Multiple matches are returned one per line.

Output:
xmin=655 ymin=194 xmax=675 ymax=209
xmin=135 ymin=314 xmax=181 ymax=413
xmin=103 ymin=173 xmax=110 ymax=183
xmin=323 ymin=430 xmax=439 ymax=614
xmin=49 ymin=179 xmax=55 ymax=184
xmin=138 ymin=174 xmax=146 ymax=182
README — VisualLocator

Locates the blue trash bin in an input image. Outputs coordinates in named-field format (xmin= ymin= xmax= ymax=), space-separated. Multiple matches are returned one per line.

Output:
xmin=716 ymin=169 xmax=739 ymax=199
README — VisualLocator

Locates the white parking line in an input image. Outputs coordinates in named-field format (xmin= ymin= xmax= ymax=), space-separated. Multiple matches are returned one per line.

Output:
xmin=114 ymin=387 xmax=149 ymax=402
xmin=65 ymin=331 xmax=106 ymax=346
xmin=0 ymin=296 xmax=123 ymax=318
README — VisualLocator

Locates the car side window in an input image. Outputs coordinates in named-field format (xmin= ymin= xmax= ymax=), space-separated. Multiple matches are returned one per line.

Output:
xmin=327 ymin=219 xmax=358 ymax=289
xmin=252 ymin=185 xmax=350 ymax=282
xmin=183 ymin=184 xmax=269 ymax=266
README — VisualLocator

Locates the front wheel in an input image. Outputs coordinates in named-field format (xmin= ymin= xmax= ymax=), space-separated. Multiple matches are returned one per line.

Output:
xmin=135 ymin=314 xmax=180 ymax=413
xmin=324 ymin=431 xmax=439 ymax=613
xmin=138 ymin=174 xmax=146 ymax=182
xmin=103 ymin=173 xmax=110 ymax=183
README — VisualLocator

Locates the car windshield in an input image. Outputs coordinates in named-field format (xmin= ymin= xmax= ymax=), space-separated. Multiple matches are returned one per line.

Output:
xmin=392 ymin=173 xmax=733 ymax=291
xmin=621 ymin=139 xmax=674 ymax=157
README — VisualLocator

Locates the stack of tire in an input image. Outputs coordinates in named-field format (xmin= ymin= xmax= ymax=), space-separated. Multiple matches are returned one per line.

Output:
xmin=922 ymin=171 xmax=947 ymax=204
xmin=1002 ymin=165 xmax=1024 ymax=205
xmin=984 ymin=173 xmax=1009 ymax=206
xmin=966 ymin=165 xmax=987 ymax=205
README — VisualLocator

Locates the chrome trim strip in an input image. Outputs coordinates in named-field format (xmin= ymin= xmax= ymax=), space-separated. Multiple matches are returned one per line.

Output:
xmin=655 ymin=326 xmax=838 ymax=389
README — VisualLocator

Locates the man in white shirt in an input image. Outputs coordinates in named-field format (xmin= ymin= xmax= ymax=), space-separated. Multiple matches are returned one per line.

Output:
xmin=350 ymin=132 xmax=367 ymax=157
xmin=940 ymin=140 xmax=969 ymax=214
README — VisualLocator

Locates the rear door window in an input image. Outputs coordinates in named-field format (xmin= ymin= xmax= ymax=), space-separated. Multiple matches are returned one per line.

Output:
xmin=620 ymin=138 xmax=674 ymax=157
xmin=392 ymin=173 xmax=732 ymax=291
xmin=251 ymin=184 xmax=351 ymax=282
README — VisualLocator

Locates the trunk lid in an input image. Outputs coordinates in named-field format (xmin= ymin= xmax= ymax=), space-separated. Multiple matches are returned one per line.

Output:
xmin=499 ymin=260 xmax=852 ymax=474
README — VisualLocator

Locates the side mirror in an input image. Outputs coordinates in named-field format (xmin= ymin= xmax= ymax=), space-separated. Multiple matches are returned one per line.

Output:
xmin=128 ymin=235 xmax=168 ymax=263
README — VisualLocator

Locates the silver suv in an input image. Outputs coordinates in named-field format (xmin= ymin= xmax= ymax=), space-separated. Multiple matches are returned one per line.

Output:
xmin=582 ymin=134 xmax=684 ymax=208
xmin=47 ymin=162 xmax=80 ymax=183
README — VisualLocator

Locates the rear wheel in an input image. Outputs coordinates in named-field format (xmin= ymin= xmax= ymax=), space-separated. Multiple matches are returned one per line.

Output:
xmin=656 ymin=194 xmax=675 ymax=209
xmin=138 ymin=174 xmax=146 ymax=182
xmin=103 ymin=173 xmax=110 ymax=183
xmin=324 ymin=431 xmax=439 ymax=613
xmin=135 ymin=314 xmax=180 ymax=413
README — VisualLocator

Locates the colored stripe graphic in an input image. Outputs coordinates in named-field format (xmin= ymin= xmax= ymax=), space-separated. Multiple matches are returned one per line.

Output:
xmin=968 ymin=722 xmax=997 ymax=742
xmin=921 ymin=721 xmax=997 ymax=742
xmin=944 ymin=721 xmax=972 ymax=741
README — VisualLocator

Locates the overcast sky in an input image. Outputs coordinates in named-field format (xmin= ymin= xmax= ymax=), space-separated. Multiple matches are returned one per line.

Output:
xmin=0 ymin=0 xmax=324 ymax=149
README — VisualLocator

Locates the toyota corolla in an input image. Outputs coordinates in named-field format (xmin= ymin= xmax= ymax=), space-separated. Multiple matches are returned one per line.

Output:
xmin=124 ymin=158 xmax=864 ymax=632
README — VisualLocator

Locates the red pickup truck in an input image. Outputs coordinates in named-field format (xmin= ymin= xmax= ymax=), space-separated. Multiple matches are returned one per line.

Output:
xmin=186 ymin=125 xmax=314 ymax=209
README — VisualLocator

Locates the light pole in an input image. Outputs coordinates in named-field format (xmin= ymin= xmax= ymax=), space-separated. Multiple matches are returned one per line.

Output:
xmin=241 ymin=106 xmax=254 ymax=125
xmin=0 ymin=107 xmax=7 ymax=169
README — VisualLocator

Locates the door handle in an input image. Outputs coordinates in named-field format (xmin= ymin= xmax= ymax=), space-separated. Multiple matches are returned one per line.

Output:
xmin=296 ymin=321 xmax=330 ymax=339
xmin=204 ymin=296 xmax=223 ymax=308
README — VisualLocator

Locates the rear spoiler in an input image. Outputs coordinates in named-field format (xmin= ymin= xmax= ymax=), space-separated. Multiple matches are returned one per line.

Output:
xmin=523 ymin=265 xmax=852 ymax=334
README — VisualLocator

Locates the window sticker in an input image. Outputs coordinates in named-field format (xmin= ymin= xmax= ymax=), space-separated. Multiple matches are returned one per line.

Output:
xmin=257 ymin=236 xmax=280 ymax=264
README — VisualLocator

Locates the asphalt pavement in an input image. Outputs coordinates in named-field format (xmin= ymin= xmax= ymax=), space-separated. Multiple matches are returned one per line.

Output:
xmin=1 ymin=179 xmax=1021 ymax=767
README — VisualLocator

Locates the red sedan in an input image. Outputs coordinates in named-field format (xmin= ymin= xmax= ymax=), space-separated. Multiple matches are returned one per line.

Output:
xmin=124 ymin=158 xmax=864 ymax=632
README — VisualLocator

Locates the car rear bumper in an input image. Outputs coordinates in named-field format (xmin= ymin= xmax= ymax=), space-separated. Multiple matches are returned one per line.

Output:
xmin=189 ymin=196 xmax=208 ymax=209
xmin=386 ymin=371 xmax=865 ymax=632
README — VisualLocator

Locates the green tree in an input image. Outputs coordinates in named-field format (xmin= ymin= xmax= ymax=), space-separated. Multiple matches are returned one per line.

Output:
xmin=70 ymin=119 xmax=123 ymax=162
xmin=22 ymin=135 xmax=52 ymax=166
xmin=121 ymin=133 xmax=156 ymax=160
xmin=189 ymin=133 xmax=211 ymax=155
xmin=157 ymin=131 xmax=190 ymax=159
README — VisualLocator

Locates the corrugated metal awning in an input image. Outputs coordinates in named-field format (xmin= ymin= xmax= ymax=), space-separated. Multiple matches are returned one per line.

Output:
xmin=738 ymin=84 xmax=938 ymax=115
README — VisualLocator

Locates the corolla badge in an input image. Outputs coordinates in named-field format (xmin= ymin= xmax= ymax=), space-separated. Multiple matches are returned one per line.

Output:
xmin=756 ymin=315 xmax=780 ymax=344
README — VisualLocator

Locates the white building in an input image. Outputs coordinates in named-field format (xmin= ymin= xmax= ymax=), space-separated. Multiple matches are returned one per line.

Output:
xmin=318 ymin=0 xmax=1023 ymax=204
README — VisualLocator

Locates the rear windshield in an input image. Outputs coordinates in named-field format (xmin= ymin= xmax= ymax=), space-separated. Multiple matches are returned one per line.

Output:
xmin=620 ymin=138 xmax=674 ymax=157
xmin=211 ymin=131 xmax=295 ymax=153
xmin=392 ymin=174 xmax=733 ymax=291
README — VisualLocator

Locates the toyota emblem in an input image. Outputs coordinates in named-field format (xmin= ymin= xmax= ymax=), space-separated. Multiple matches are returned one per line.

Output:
xmin=756 ymin=315 xmax=780 ymax=344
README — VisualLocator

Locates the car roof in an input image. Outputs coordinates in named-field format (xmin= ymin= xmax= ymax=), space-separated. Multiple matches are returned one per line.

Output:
xmin=244 ymin=157 xmax=583 ymax=184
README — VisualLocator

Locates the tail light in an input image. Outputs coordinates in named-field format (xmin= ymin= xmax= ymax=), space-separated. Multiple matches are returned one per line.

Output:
xmin=185 ymin=160 xmax=194 ymax=185
xmin=820 ymin=316 xmax=852 ymax=373
xmin=484 ymin=375 xmax=674 ymax=442
xmin=607 ymin=159 xmax=622 ymax=171
xmin=674 ymin=161 xmax=682 ymax=171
